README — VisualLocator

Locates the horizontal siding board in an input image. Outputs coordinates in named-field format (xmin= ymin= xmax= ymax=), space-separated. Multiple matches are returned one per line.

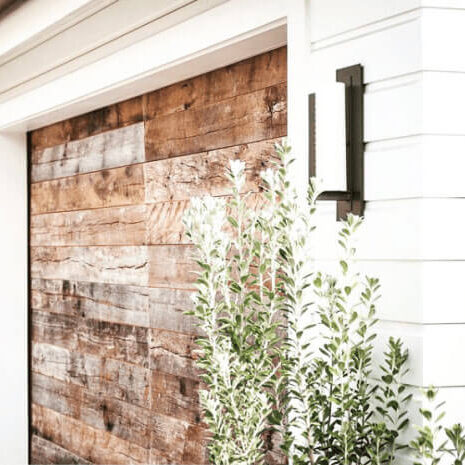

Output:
xmin=31 ymin=246 xmax=149 ymax=286
xmin=32 ymin=372 xmax=82 ymax=420
xmin=31 ymin=278 xmax=149 ymax=327
xmin=32 ymin=404 xmax=149 ymax=465
xmin=144 ymin=139 xmax=279 ymax=204
xmin=149 ymin=288 xmax=201 ymax=335
xmin=31 ymin=123 xmax=145 ymax=182
xmin=30 ymin=96 xmax=144 ymax=152
xmin=146 ymin=200 xmax=189 ymax=245
xmin=31 ymin=434 xmax=92 ymax=465
xmin=31 ymin=164 xmax=145 ymax=215
xmin=149 ymin=328 xmax=198 ymax=381
xmin=80 ymin=391 xmax=151 ymax=449
xmin=145 ymin=83 xmax=287 ymax=161
xmin=143 ymin=46 xmax=287 ymax=119
xmin=148 ymin=245 xmax=196 ymax=289
xmin=31 ymin=205 xmax=146 ymax=246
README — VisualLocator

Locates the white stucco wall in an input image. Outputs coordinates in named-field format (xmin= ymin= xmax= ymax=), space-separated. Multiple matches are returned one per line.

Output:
xmin=0 ymin=0 xmax=464 ymax=462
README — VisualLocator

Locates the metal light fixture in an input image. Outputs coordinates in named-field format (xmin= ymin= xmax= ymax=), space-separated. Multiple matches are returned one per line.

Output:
xmin=309 ymin=64 xmax=365 ymax=220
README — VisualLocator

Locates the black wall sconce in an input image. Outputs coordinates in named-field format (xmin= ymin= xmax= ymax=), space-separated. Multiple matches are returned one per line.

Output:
xmin=309 ymin=64 xmax=365 ymax=220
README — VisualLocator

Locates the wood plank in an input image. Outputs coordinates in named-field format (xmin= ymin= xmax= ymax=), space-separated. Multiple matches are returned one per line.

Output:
xmin=31 ymin=309 xmax=79 ymax=350
xmin=80 ymin=391 xmax=151 ymax=449
xmin=31 ymin=372 xmax=82 ymax=419
xmin=31 ymin=205 xmax=146 ymax=247
xmin=148 ymin=245 xmax=196 ymax=289
xmin=150 ymin=370 xmax=202 ymax=424
xmin=146 ymin=200 xmax=189 ymax=245
xmin=32 ymin=403 xmax=149 ymax=465
xmin=30 ymin=96 xmax=144 ymax=152
xmin=77 ymin=319 xmax=149 ymax=367
xmin=31 ymin=123 xmax=145 ymax=182
xmin=150 ymin=414 xmax=208 ymax=465
xmin=32 ymin=343 xmax=102 ymax=389
xmin=100 ymin=358 xmax=151 ymax=409
xmin=145 ymin=83 xmax=287 ymax=161
xmin=149 ymin=287 xmax=201 ymax=335
xmin=143 ymin=47 xmax=287 ymax=120
xmin=149 ymin=328 xmax=198 ymax=380
xmin=31 ymin=246 xmax=149 ymax=286
xmin=31 ymin=163 xmax=145 ymax=214
xmin=31 ymin=434 xmax=92 ymax=465
xmin=144 ymin=139 xmax=280 ymax=203
xmin=31 ymin=278 xmax=149 ymax=327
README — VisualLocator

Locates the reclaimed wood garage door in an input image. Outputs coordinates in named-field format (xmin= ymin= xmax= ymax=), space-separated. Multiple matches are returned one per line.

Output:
xmin=29 ymin=47 xmax=287 ymax=465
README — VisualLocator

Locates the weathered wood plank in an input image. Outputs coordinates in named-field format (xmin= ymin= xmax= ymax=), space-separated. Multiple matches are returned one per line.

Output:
xmin=31 ymin=123 xmax=145 ymax=182
xmin=31 ymin=309 xmax=79 ymax=350
xmin=32 ymin=343 xmax=102 ymax=389
xmin=149 ymin=287 xmax=200 ymax=335
xmin=151 ymin=370 xmax=202 ymax=425
xmin=31 ymin=205 xmax=146 ymax=247
xmin=144 ymin=139 xmax=279 ymax=203
xmin=148 ymin=245 xmax=196 ymax=289
xmin=31 ymin=163 xmax=145 ymax=214
xmin=150 ymin=414 xmax=208 ymax=465
xmin=30 ymin=96 xmax=144 ymax=152
xmin=31 ymin=246 xmax=149 ymax=286
xmin=146 ymin=200 xmax=189 ymax=245
xmin=149 ymin=328 xmax=198 ymax=380
xmin=145 ymin=83 xmax=287 ymax=161
xmin=32 ymin=278 xmax=150 ymax=327
xmin=100 ymin=358 xmax=151 ymax=409
xmin=31 ymin=434 xmax=92 ymax=465
xmin=80 ymin=391 xmax=151 ymax=449
xmin=77 ymin=319 xmax=149 ymax=367
xmin=143 ymin=47 xmax=287 ymax=120
xmin=31 ymin=372 xmax=82 ymax=419
xmin=32 ymin=403 xmax=149 ymax=464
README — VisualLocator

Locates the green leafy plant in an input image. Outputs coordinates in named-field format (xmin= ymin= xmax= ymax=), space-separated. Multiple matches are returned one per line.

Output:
xmin=183 ymin=141 xmax=463 ymax=465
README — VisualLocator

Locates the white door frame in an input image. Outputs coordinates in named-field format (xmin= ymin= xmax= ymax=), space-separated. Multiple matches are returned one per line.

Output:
xmin=0 ymin=1 xmax=310 ymax=462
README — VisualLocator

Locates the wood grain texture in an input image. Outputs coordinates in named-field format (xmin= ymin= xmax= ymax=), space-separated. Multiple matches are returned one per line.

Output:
xmin=31 ymin=434 xmax=92 ymax=465
xmin=31 ymin=164 xmax=145 ymax=215
xmin=31 ymin=123 xmax=145 ymax=182
xmin=30 ymin=96 xmax=144 ymax=152
xmin=143 ymin=46 xmax=287 ymax=120
xmin=145 ymin=83 xmax=287 ymax=161
xmin=29 ymin=47 xmax=287 ymax=464
xmin=148 ymin=245 xmax=196 ymax=289
xmin=31 ymin=205 xmax=146 ymax=246
xmin=144 ymin=139 xmax=280 ymax=204
xmin=31 ymin=278 xmax=149 ymax=327
xmin=31 ymin=246 xmax=149 ymax=286
xmin=32 ymin=404 xmax=150 ymax=465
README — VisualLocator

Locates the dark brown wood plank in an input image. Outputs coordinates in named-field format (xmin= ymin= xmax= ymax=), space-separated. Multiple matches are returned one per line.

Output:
xmin=31 ymin=163 xmax=145 ymax=214
xmin=30 ymin=96 xmax=144 ymax=152
xmin=144 ymin=139 xmax=279 ymax=203
xmin=31 ymin=434 xmax=92 ymax=465
xmin=143 ymin=46 xmax=287 ymax=120
xmin=145 ymin=83 xmax=287 ymax=161
xmin=31 ymin=122 xmax=145 ymax=182
xmin=31 ymin=246 xmax=149 ymax=286
xmin=32 ymin=403 xmax=150 ymax=465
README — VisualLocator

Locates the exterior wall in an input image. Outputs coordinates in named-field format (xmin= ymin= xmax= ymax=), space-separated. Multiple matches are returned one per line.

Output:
xmin=29 ymin=48 xmax=287 ymax=465
xmin=305 ymin=0 xmax=465 ymax=430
